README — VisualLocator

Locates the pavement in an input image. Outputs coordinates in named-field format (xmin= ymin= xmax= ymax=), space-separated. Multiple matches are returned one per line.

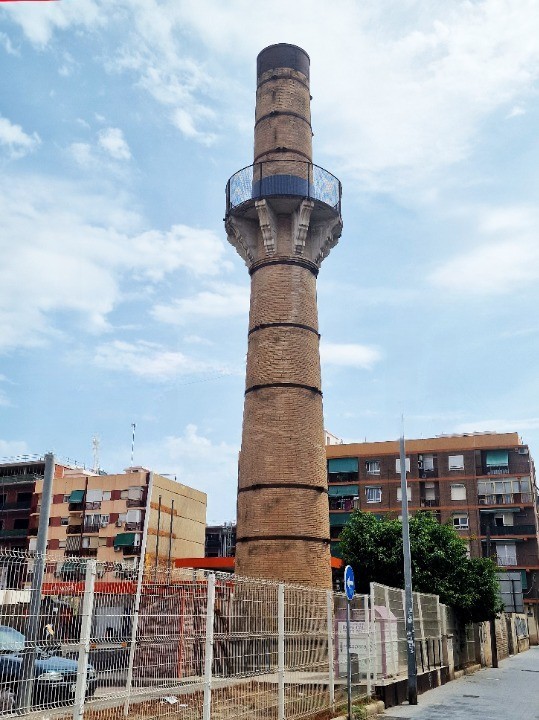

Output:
xmin=381 ymin=646 xmax=539 ymax=720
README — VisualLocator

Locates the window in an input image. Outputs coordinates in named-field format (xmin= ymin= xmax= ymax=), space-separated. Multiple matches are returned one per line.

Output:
xmin=453 ymin=514 xmax=469 ymax=529
xmin=102 ymin=491 xmax=111 ymax=501
xmin=59 ymin=540 xmax=67 ymax=549
xmin=424 ymin=482 xmax=436 ymax=501
xmin=448 ymin=455 xmax=464 ymax=471
xmin=86 ymin=489 xmax=103 ymax=503
xmin=395 ymin=458 xmax=410 ymax=474
xmin=120 ymin=490 xmax=128 ymax=500
xmin=397 ymin=486 xmax=411 ymax=502
xmin=496 ymin=542 xmax=517 ymax=566
xmin=421 ymin=454 xmax=435 ymax=472
xmin=450 ymin=484 xmax=466 ymax=501
xmin=494 ymin=513 xmax=513 ymax=527
xmin=60 ymin=517 xmax=69 ymax=526
xmin=100 ymin=514 xmax=109 ymax=525
xmin=365 ymin=486 xmax=382 ymax=503
xmin=13 ymin=518 xmax=29 ymax=530
xmin=63 ymin=495 xmax=71 ymax=504
xmin=365 ymin=460 xmax=380 ymax=475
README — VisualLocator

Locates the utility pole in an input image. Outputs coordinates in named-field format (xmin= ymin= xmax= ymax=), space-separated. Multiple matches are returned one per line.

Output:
xmin=399 ymin=435 xmax=417 ymax=705
xmin=485 ymin=519 xmax=499 ymax=668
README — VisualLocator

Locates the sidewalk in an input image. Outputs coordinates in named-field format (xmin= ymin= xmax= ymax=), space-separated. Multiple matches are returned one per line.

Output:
xmin=382 ymin=646 xmax=539 ymax=720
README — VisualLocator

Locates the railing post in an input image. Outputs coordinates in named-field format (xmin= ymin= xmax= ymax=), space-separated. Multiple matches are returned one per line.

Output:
xmin=326 ymin=590 xmax=335 ymax=712
xmin=203 ymin=573 xmax=216 ymax=720
xmin=278 ymin=583 xmax=285 ymax=720
xmin=366 ymin=595 xmax=372 ymax=698
xmin=73 ymin=559 xmax=96 ymax=720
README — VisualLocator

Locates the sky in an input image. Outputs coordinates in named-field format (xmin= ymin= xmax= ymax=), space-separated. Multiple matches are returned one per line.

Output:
xmin=1 ymin=0 xmax=539 ymax=523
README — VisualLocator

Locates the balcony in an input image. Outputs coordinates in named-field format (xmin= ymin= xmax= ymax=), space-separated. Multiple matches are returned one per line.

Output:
xmin=496 ymin=555 xmax=518 ymax=567
xmin=79 ymin=547 xmax=98 ymax=557
xmin=66 ymin=524 xmax=82 ymax=535
xmin=478 ymin=493 xmax=532 ymax=506
xmin=481 ymin=524 xmax=536 ymax=537
xmin=226 ymin=160 xmax=342 ymax=216
xmin=0 ymin=501 xmax=32 ymax=512
xmin=485 ymin=466 xmax=509 ymax=476
xmin=122 ymin=546 xmax=141 ymax=556
xmin=0 ymin=473 xmax=41 ymax=486
xmin=420 ymin=498 xmax=440 ymax=508
xmin=125 ymin=521 xmax=143 ymax=531
xmin=83 ymin=523 xmax=102 ymax=534
xmin=126 ymin=497 xmax=145 ymax=508
xmin=85 ymin=501 xmax=102 ymax=511
xmin=0 ymin=528 xmax=28 ymax=537
xmin=328 ymin=498 xmax=358 ymax=512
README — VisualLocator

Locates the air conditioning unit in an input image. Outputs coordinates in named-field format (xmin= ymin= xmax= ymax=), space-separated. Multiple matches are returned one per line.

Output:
xmin=101 ymin=521 xmax=108 ymax=528
xmin=516 ymin=448 xmax=529 ymax=455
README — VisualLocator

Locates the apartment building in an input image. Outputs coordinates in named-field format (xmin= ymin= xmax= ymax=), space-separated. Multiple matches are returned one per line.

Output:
xmin=326 ymin=432 xmax=539 ymax=617
xmin=205 ymin=523 xmax=236 ymax=558
xmin=0 ymin=458 xmax=206 ymax=576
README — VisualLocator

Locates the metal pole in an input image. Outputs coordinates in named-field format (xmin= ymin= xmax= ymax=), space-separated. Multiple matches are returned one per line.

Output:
xmin=124 ymin=472 xmax=154 ymax=716
xmin=167 ymin=499 xmax=174 ymax=576
xmin=130 ymin=423 xmax=136 ymax=466
xmin=202 ymin=573 xmax=216 ymax=720
xmin=326 ymin=590 xmax=335 ymax=712
xmin=17 ymin=452 xmax=55 ymax=713
xmin=154 ymin=495 xmax=162 ymax=576
xmin=278 ymin=583 xmax=285 ymax=720
xmin=346 ymin=597 xmax=352 ymax=720
xmin=400 ymin=435 xmax=417 ymax=704
xmin=485 ymin=521 xmax=499 ymax=668
xmin=73 ymin=559 xmax=96 ymax=720
xmin=366 ymin=596 xmax=372 ymax=698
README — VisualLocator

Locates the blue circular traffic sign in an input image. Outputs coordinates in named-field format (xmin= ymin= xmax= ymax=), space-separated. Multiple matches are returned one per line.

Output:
xmin=344 ymin=565 xmax=355 ymax=600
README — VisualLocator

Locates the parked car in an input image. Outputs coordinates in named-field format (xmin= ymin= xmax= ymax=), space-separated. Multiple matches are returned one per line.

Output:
xmin=0 ymin=625 xmax=97 ymax=708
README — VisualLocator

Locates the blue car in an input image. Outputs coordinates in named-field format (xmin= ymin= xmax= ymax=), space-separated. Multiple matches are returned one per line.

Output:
xmin=0 ymin=625 xmax=97 ymax=708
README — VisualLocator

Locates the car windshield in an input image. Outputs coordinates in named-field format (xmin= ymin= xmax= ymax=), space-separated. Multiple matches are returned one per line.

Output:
xmin=0 ymin=626 xmax=25 ymax=652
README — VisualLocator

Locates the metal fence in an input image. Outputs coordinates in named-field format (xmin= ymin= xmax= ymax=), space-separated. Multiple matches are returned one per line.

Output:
xmin=0 ymin=550 xmax=449 ymax=719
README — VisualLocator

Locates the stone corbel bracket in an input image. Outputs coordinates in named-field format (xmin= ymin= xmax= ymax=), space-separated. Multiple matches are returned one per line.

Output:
xmin=311 ymin=216 xmax=343 ymax=267
xmin=292 ymin=199 xmax=315 ymax=255
xmin=255 ymin=199 xmax=278 ymax=256
xmin=225 ymin=216 xmax=257 ymax=267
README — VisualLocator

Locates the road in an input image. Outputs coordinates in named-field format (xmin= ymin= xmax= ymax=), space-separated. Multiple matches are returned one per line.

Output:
xmin=382 ymin=646 xmax=539 ymax=720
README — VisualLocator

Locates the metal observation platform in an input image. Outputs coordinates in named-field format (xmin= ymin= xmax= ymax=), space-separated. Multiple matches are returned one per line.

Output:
xmin=225 ymin=159 xmax=341 ymax=219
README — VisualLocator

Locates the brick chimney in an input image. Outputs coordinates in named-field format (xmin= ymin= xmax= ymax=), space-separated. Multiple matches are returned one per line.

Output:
xmin=225 ymin=44 xmax=342 ymax=588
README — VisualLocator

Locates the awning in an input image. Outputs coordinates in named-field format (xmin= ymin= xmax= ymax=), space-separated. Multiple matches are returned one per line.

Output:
xmin=68 ymin=490 xmax=85 ymax=503
xmin=329 ymin=485 xmax=359 ymax=497
xmin=486 ymin=450 xmax=509 ymax=467
xmin=328 ymin=458 xmax=358 ymax=473
xmin=330 ymin=513 xmax=351 ymax=527
xmin=114 ymin=532 xmax=136 ymax=548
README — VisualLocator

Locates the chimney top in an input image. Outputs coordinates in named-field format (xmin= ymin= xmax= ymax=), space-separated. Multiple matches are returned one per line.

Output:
xmin=257 ymin=43 xmax=310 ymax=81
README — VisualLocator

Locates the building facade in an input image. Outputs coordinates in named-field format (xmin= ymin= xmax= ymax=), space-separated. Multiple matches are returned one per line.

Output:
xmin=205 ymin=523 xmax=236 ymax=558
xmin=0 ymin=458 xmax=206 ymax=576
xmin=326 ymin=432 xmax=539 ymax=620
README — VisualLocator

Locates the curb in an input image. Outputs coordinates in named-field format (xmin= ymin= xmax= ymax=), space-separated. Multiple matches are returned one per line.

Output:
xmin=454 ymin=663 xmax=482 ymax=679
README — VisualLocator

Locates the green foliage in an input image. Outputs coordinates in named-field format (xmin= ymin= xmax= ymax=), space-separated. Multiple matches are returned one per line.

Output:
xmin=339 ymin=511 xmax=503 ymax=622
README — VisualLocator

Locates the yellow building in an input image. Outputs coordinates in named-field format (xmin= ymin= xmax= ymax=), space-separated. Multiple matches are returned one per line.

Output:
xmin=28 ymin=464 xmax=206 ymax=575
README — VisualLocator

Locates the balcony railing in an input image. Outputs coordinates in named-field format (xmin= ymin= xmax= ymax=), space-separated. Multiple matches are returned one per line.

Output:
xmin=481 ymin=524 xmax=536 ymax=536
xmin=226 ymin=160 xmax=342 ymax=214
xmin=496 ymin=555 xmax=518 ymax=566
xmin=329 ymin=498 xmax=359 ymax=512
xmin=85 ymin=501 xmax=102 ymax=510
xmin=123 ymin=546 xmax=141 ymax=556
xmin=125 ymin=521 xmax=143 ymax=531
xmin=83 ymin=523 xmax=102 ymax=534
xmin=126 ymin=497 xmax=145 ymax=508
xmin=79 ymin=547 xmax=98 ymax=557
xmin=66 ymin=524 xmax=82 ymax=535
xmin=420 ymin=498 xmax=440 ymax=508
xmin=485 ymin=466 xmax=510 ymax=475
xmin=0 ymin=473 xmax=41 ymax=486
xmin=478 ymin=493 xmax=533 ymax=506
xmin=0 ymin=528 xmax=29 ymax=537
xmin=0 ymin=501 xmax=32 ymax=512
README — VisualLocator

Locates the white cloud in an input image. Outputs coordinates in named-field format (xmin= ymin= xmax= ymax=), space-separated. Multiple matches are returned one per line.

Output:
xmin=0 ymin=175 xmax=229 ymax=351
xmin=2 ymin=0 xmax=104 ymax=47
xmin=69 ymin=142 xmax=94 ymax=167
xmin=455 ymin=418 xmax=539 ymax=433
xmin=0 ymin=439 xmax=28 ymax=459
xmin=507 ymin=105 xmax=526 ymax=118
xmin=320 ymin=342 xmax=382 ymax=369
xmin=135 ymin=424 xmax=239 ymax=523
xmin=0 ymin=31 xmax=18 ymax=56
xmin=98 ymin=127 xmax=131 ymax=160
xmin=152 ymin=282 xmax=249 ymax=325
xmin=94 ymin=340 xmax=222 ymax=380
xmin=0 ymin=116 xmax=40 ymax=157
xmin=429 ymin=205 xmax=539 ymax=295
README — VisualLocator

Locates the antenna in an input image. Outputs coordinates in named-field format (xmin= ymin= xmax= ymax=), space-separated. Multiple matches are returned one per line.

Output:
xmin=130 ymin=423 xmax=136 ymax=466
xmin=92 ymin=436 xmax=100 ymax=473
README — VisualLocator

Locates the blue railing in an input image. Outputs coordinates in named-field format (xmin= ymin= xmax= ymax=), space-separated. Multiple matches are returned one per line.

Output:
xmin=226 ymin=160 xmax=341 ymax=213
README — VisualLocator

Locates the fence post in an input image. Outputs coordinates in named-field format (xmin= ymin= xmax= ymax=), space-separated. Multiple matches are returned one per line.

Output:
xmin=73 ymin=559 xmax=97 ymax=720
xmin=278 ymin=583 xmax=285 ymax=720
xmin=326 ymin=590 xmax=335 ymax=712
xmin=370 ymin=584 xmax=377 ymax=684
xmin=203 ymin=573 xmax=216 ymax=720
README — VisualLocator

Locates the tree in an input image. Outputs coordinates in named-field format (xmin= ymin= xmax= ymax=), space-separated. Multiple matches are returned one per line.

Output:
xmin=339 ymin=511 xmax=503 ymax=622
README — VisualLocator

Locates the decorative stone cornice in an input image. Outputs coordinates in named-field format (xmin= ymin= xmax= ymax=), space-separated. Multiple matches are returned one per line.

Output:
xmin=225 ymin=216 xmax=257 ymax=266
xmin=311 ymin=216 xmax=343 ymax=267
